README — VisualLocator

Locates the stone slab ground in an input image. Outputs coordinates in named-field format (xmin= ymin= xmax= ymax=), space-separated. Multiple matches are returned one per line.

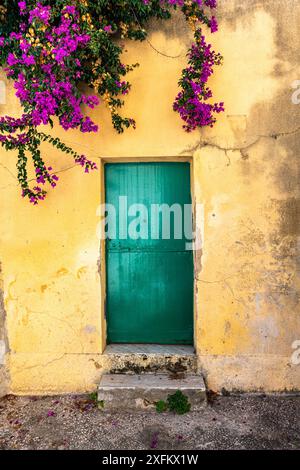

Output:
xmin=98 ymin=374 xmax=206 ymax=411
xmin=0 ymin=394 xmax=300 ymax=450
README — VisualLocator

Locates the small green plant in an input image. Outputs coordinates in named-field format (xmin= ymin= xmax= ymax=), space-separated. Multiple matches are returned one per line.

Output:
xmin=167 ymin=390 xmax=191 ymax=415
xmin=89 ymin=391 xmax=98 ymax=403
xmin=89 ymin=391 xmax=105 ymax=410
xmin=156 ymin=400 xmax=168 ymax=414
xmin=97 ymin=400 xmax=105 ymax=410
xmin=156 ymin=390 xmax=191 ymax=415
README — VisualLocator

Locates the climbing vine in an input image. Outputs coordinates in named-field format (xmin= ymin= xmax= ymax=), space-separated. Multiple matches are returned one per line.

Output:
xmin=0 ymin=0 xmax=224 ymax=204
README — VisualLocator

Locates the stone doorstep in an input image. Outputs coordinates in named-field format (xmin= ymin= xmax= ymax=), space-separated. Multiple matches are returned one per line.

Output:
xmin=102 ymin=344 xmax=198 ymax=375
xmin=98 ymin=374 xmax=207 ymax=411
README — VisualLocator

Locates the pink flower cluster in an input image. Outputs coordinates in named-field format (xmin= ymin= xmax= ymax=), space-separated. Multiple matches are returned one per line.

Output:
xmin=8 ymin=3 xmax=99 ymax=133
xmin=143 ymin=0 xmax=224 ymax=129
xmin=0 ymin=0 xmax=224 ymax=205
xmin=174 ymin=31 xmax=224 ymax=131
xmin=0 ymin=114 xmax=31 ymax=145
xmin=0 ymin=2 xmax=99 ymax=204
xmin=23 ymin=166 xmax=59 ymax=205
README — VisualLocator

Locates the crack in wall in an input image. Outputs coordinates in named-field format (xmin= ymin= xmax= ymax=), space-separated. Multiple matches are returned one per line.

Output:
xmin=12 ymin=354 xmax=67 ymax=376
xmin=0 ymin=163 xmax=17 ymax=181
xmin=181 ymin=126 xmax=300 ymax=159
xmin=196 ymin=262 xmax=253 ymax=284
xmin=1 ymin=127 xmax=299 ymax=192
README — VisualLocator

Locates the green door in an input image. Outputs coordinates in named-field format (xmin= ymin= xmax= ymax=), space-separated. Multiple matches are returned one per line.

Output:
xmin=105 ymin=162 xmax=194 ymax=344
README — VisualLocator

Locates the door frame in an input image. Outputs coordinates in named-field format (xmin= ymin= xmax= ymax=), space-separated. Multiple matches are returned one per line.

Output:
xmin=99 ymin=156 xmax=199 ymax=353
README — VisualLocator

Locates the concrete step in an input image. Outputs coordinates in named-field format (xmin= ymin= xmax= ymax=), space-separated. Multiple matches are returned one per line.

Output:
xmin=98 ymin=374 xmax=206 ymax=411
xmin=102 ymin=344 xmax=198 ymax=375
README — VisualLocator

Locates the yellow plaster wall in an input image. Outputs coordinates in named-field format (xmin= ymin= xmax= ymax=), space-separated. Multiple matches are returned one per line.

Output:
xmin=0 ymin=0 xmax=299 ymax=394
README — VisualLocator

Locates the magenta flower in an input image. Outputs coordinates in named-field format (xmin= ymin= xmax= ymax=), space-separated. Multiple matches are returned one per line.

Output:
xmin=29 ymin=2 xmax=51 ymax=25
xmin=7 ymin=53 xmax=19 ymax=66
xmin=80 ymin=117 xmax=99 ymax=133
xmin=19 ymin=40 xmax=31 ymax=53
xmin=210 ymin=16 xmax=218 ymax=33
xmin=21 ymin=54 xmax=35 ymax=66
xmin=150 ymin=432 xmax=159 ymax=449
xmin=18 ymin=1 xmax=27 ymax=14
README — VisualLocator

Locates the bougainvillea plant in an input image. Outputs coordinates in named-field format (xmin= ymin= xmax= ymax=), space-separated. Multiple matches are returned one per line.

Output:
xmin=0 ymin=0 xmax=224 ymax=204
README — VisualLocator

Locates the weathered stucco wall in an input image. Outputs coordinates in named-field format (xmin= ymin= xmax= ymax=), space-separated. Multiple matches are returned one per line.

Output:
xmin=0 ymin=0 xmax=299 ymax=394
xmin=0 ymin=265 xmax=8 ymax=397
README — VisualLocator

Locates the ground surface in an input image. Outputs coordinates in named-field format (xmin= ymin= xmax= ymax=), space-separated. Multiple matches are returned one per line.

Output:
xmin=0 ymin=394 xmax=299 ymax=450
